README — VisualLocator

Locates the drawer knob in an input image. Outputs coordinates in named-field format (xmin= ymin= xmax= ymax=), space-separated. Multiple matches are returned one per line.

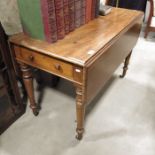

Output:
xmin=54 ymin=64 xmax=61 ymax=71
xmin=28 ymin=55 xmax=34 ymax=61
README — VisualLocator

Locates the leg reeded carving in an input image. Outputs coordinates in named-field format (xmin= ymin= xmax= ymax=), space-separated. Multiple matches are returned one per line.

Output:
xmin=75 ymin=85 xmax=85 ymax=140
xmin=20 ymin=63 xmax=39 ymax=116
xmin=120 ymin=51 xmax=132 ymax=78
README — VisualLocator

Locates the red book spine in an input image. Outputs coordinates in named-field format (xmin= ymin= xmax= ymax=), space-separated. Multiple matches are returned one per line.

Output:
xmin=63 ymin=0 xmax=70 ymax=34
xmin=95 ymin=0 xmax=100 ymax=17
xmin=55 ymin=0 xmax=65 ymax=39
xmin=75 ymin=0 xmax=82 ymax=28
xmin=91 ymin=0 xmax=96 ymax=20
xmin=81 ymin=0 xmax=86 ymax=25
xmin=68 ymin=0 xmax=75 ymax=31
xmin=41 ymin=0 xmax=57 ymax=43
xmin=86 ymin=0 xmax=92 ymax=23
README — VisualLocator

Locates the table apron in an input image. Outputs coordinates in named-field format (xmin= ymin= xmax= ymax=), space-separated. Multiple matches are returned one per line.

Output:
xmin=13 ymin=46 xmax=84 ymax=85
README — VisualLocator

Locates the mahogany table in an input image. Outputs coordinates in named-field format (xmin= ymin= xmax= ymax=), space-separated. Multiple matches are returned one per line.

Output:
xmin=9 ymin=8 xmax=143 ymax=140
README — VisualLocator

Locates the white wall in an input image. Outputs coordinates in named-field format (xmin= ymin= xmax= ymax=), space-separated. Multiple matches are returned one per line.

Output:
xmin=0 ymin=0 xmax=22 ymax=35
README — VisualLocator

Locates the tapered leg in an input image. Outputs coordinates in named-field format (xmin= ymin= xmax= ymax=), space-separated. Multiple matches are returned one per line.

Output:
xmin=120 ymin=51 xmax=132 ymax=78
xmin=20 ymin=63 xmax=39 ymax=116
xmin=75 ymin=84 xmax=85 ymax=140
xmin=144 ymin=29 xmax=149 ymax=38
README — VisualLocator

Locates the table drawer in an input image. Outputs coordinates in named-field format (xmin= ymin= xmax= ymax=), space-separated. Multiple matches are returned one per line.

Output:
xmin=14 ymin=47 xmax=74 ymax=80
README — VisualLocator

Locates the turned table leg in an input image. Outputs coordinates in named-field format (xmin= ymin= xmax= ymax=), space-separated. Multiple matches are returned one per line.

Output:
xmin=20 ymin=63 xmax=39 ymax=116
xmin=75 ymin=84 xmax=86 ymax=140
xmin=120 ymin=51 xmax=132 ymax=78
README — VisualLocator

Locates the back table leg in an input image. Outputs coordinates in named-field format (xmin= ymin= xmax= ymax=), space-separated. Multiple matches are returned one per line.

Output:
xmin=75 ymin=84 xmax=86 ymax=140
xmin=120 ymin=51 xmax=132 ymax=78
xmin=20 ymin=63 xmax=39 ymax=116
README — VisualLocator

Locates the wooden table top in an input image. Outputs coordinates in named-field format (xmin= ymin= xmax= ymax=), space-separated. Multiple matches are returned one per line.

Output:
xmin=10 ymin=8 xmax=143 ymax=66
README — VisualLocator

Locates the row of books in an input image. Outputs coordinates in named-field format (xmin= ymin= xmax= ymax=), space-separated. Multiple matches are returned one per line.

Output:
xmin=17 ymin=0 xmax=100 ymax=43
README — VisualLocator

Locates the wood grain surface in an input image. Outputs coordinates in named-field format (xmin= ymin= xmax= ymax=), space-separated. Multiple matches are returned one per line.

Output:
xmin=86 ymin=22 xmax=141 ymax=104
xmin=10 ymin=8 xmax=143 ymax=66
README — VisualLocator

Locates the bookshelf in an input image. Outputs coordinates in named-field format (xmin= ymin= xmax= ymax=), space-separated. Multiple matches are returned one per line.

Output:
xmin=0 ymin=23 xmax=25 ymax=134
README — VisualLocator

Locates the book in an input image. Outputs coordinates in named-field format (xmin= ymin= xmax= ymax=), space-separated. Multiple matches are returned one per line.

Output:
xmin=91 ymin=0 xmax=97 ymax=19
xmin=17 ymin=0 xmax=58 ymax=43
xmin=17 ymin=0 xmax=45 ymax=41
xmin=68 ymin=0 xmax=75 ymax=31
xmin=63 ymin=0 xmax=70 ymax=34
xmin=86 ymin=0 xmax=93 ymax=23
xmin=95 ymin=0 xmax=100 ymax=17
xmin=75 ymin=0 xmax=82 ymax=28
xmin=75 ymin=0 xmax=86 ymax=27
xmin=81 ymin=0 xmax=86 ymax=25
xmin=99 ymin=5 xmax=112 ymax=16
xmin=55 ymin=0 xmax=65 ymax=39
xmin=41 ymin=0 xmax=57 ymax=42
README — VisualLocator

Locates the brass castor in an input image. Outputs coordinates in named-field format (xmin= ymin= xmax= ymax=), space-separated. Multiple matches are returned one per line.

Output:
xmin=76 ymin=128 xmax=84 ymax=140
xmin=120 ymin=74 xmax=125 ymax=78
xmin=76 ymin=133 xmax=83 ymax=140
xmin=33 ymin=109 xmax=39 ymax=116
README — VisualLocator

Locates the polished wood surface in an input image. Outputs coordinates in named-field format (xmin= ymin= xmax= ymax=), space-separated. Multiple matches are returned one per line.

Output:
xmin=10 ymin=8 xmax=143 ymax=140
xmin=86 ymin=21 xmax=141 ymax=104
xmin=19 ymin=63 xmax=39 ymax=116
xmin=15 ymin=46 xmax=75 ymax=81
xmin=10 ymin=8 xmax=143 ymax=66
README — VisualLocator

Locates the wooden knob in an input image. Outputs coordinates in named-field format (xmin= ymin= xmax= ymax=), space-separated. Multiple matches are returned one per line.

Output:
xmin=54 ymin=64 xmax=61 ymax=70
xmin=29 ymin=55 xmax=34 ymax=61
